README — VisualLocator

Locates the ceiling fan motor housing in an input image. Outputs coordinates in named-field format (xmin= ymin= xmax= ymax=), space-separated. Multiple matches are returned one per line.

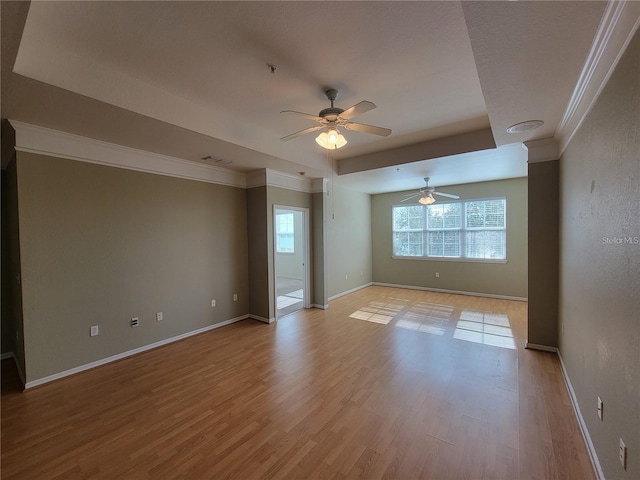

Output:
xmin=319 ymin=107 xmax=344 ymax=119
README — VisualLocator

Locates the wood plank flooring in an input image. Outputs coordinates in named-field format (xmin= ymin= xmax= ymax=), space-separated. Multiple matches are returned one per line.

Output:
xmin=1 ymin=286 xmax=594 ymax=479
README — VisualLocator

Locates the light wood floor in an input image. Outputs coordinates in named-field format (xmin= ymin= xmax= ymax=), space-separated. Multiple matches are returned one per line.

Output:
xmin=1 ymin=286 xmax=594 ymax=479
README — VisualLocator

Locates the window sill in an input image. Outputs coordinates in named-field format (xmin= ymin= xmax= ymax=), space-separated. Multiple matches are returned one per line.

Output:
xmin=391 ymin=256 xmax=508 ymax=264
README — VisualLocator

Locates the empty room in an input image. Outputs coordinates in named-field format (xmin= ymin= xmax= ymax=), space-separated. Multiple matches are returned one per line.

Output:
xmin=1 ymin=2 xmax=638 ymax=479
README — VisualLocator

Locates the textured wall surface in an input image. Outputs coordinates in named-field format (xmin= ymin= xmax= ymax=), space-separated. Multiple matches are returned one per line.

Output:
xmin=326 ymin=185 xmax=373 ymax=298
xmin=559 ymin=29 xmax=639 ymax=479
xmin=17 ymin=152 xmax=249 ymax=382
xmin=528 ymin=160 xmax=559 ymax=347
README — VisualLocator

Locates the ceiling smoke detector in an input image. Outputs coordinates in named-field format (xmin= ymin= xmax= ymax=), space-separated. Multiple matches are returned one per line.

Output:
xmin=506 ymin=120 xmax=544 ymax=134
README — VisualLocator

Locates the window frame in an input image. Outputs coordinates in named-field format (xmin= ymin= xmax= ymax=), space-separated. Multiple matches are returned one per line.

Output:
xmin=392 ymin=197 xmax=507 ymax=263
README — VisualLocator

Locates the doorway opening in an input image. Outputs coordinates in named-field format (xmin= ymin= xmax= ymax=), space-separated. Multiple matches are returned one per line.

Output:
xmin=274 ymin=206 xmax=309 ymax=319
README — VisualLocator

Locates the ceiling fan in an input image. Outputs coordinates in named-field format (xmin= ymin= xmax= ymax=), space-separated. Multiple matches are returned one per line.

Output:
xmin=401 ymin=177 xmax=460 ymax=205
xmin=280 ymin=88 xmax=391 ymax=149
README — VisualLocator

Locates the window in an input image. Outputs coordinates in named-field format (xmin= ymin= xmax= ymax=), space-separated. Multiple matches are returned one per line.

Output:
xmin=275 ymin=212 xmax=294 ymax=253
xmin=393 ymin=198 xmax=506 ymax=260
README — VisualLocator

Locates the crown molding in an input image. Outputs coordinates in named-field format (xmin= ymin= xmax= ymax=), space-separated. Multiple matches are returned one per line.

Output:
xmin=9 ymin=121 xmax=326 ymax=194
xmin=556 ymin=0 xmax=640 ymax=155
xmin=10 ymin=120 xmax=247 ymax=187
xmin=524 ymin=138 xmax=559 ymax=164
xmin=246 ymin=168 xmax=313 ymax=193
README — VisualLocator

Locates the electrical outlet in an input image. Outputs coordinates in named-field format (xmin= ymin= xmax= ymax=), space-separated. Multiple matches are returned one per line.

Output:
xmin=345 ymin=274 xmax=348 ymax=280
xmin=211 ymin=299 xmax=216 ymax=307
xmin=436 ymin=272 xmax=440 ymax=278
xmin=131 ymin=317 xmax=139 ymax=328
xmin=597 ymin=397 xmax=603 ymax=421
xmin=233 ymin=294 xmax=238 ymax=301
xmin=90 ymin=325 xmax=99 ymax=337
xmin=156 ymin=312 xmax=163 ymax=321
xmin=619 ymin=438 xmax=627 ymax=470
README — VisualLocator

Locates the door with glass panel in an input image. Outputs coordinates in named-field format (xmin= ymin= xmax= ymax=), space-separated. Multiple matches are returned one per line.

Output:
xmin=274 ymin=207 xmax=308 ymax=319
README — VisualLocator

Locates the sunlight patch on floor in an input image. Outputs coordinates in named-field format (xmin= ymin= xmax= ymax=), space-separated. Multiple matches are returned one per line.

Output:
xmin=454 ymin=310 xmax=515 ymax=349
xmin=349 ymin=298 xmax=408 ymax=325
xmin=394 ymin=302 xmax=454 ymax=336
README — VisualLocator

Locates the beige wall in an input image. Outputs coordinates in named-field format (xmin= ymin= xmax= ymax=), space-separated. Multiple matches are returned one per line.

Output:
xmin=527 ymin=160 xmax=559 ymax=347
xmin=247 ymin=186 xmax=270 ymax=320
xmin=371 ymin=177 xmax=528 ymax=298
xmin=312 ymin=191 xmax=327 ymax=307
xmin=1 ymin=159 xmax=26 ymax=377
xmin=16 ymin=152 xmax=249 ymax=382
xmin=559 ymin=29 xmax=639 ymax=479
xmin=326 ymin=184 xmax=373 ymax=298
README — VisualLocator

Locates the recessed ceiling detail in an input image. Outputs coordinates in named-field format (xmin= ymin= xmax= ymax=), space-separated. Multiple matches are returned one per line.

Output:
xmin=1 ymin=0 xmax=629 ymax=193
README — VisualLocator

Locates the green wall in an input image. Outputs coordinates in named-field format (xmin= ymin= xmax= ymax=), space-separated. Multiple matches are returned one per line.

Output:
xmin=558 ymin=29 xmax=639 ymax=479
xmin=371 ymin=177 xmax=528 ymax=299
xmin=1 ymin=159 xmax=26 ymax=379
xmin=247 ymin=186 xmax=270 ymax=321
xmin=312 ymin=191 xmax=327 ymax=307
xmin=15 ymin=152 xmax=249 ymax=382
xmin=528 ymin=160 xmax=559 ymax=347
xmin=326 ymin=184 xmax=373 ymax=298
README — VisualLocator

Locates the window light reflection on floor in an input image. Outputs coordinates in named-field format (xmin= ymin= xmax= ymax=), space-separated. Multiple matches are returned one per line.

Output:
xmin=394 ymin=302 xmax=454 ymax=335
xmin=349 ymin=298 xmax=408 ymax=325
xmin=453 ymin=310 xmax=515 ymax=349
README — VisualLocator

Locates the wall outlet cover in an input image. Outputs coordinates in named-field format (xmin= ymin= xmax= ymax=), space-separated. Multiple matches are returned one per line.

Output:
xmin=619 ymin=438 xmax=627 ymax=469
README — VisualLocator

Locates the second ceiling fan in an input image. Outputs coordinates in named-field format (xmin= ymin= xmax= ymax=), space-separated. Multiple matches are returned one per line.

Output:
xmin=280 ymin=88 xmax=391 ymax=150
xmin=401 ymin=177 xmax=460 ymax=205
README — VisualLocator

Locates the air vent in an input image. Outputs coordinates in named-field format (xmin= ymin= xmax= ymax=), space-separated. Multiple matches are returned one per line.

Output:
xmin=201 ymin=155 xmax=232 ymax=165
xmin=507 ymin=120 xmax=544 ymax=134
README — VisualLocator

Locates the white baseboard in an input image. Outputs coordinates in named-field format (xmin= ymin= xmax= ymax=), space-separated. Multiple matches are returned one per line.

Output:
xmin=328 ymin=282 xmax=372 ymax=302
xmin=24 ymin=315 xmax=248 ymax=389
xmin=249 ymin=314 xmax=275 ymax=324
xmin=372 ymin=282 xmax=527 ymax=302
xmin=524 ymin=342 xmax=558 ymax=353
xmin=312 ymin=304 xmax=329 ymax=310
xmin=558 ymin=352 xmax=604 ymax=480
xmin=523 ymin=343 xmax=602 ymax=479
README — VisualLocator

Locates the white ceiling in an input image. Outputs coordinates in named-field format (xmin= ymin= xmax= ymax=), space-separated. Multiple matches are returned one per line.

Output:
xmin=0 ymin=1 xmax=613 ymax=193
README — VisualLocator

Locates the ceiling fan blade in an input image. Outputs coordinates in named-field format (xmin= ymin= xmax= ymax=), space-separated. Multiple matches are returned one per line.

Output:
xmin=280 ymin=110 xmax=324 ymax=123
xmin=339 ymin=101 xmax=376 ymax=120
xmin=433 ymin=191 xmax=460 ymax=199
xmin=280 ymin=125 xmax=324 ymax=142
xmin=400 ymin=193 xmax=421 ymax=202
xmin=344 ymin=122 xmax=392 ymax=137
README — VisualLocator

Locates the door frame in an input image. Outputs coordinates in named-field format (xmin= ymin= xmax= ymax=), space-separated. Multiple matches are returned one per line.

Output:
xmin=273 ymin=205 xmax=310 ymax=319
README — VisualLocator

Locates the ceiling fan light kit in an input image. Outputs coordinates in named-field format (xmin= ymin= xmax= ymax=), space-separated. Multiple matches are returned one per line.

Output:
xmin=281 ymin=88 xmax=391 ymax=150
xmin=315 ymin=128 xmax=347 ymax=149
xmin=402 ymin=177 xmax=460 ymax=205
xmin=418 ymin=193 xmax=436 ymax=205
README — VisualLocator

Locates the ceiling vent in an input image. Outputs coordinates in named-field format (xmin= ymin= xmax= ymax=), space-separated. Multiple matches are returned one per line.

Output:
xmin=506 ymin=120 xmax=544 ymax=134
